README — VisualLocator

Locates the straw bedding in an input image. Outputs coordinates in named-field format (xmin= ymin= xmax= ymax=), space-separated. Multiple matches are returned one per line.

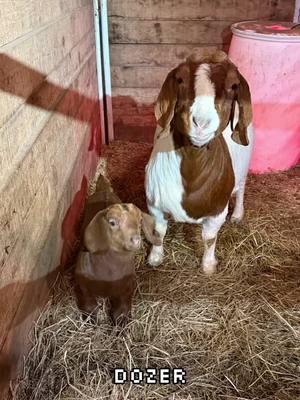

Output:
xmin=15 ymin=141 xmax=300 ymax=400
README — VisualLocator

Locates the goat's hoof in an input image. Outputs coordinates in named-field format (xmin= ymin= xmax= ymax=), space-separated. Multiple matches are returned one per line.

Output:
xmin=148 ymin=246 xmax=163 ymax=267
xmin=230 ymin=208 xmax=244 ymax=223
xmin=202 ymin=259 xmax=217 ymax=275
xmin=230 ymin=214 xmax=243 ymax=224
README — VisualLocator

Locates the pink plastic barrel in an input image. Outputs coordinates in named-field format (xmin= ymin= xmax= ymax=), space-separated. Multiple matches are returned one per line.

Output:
xmin=229 ymin=21 xmax=300 ymax=173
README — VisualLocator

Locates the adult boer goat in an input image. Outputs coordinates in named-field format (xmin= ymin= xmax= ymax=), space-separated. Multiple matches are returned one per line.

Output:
xmin=145 ymin=51 xmax=254 ymax=274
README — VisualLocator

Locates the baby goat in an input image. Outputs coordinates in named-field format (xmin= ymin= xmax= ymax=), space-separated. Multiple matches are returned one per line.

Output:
xmin=75 ymin=175 xmax=160 ymax=325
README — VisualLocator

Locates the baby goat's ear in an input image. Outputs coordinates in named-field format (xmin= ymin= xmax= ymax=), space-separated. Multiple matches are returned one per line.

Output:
xmin=141 ymin=212 xmax=161 ymax=246
xmin=84 ymin=211 xmax=108 ymax=253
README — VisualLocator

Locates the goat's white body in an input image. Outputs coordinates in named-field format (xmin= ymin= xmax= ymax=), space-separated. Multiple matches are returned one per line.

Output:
xmin=224 ymin=122 xmax=254 ymax=193
xmin=145 ymin=119 xmax=254 ymax=273
xmin=145 ymin=121 xmax=254 ymax=224
xmin=146 ymin=142 xmax=204 ymax=224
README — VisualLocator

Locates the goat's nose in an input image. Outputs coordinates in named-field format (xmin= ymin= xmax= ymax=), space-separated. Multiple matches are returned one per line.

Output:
xmin=130 ymin=235 xmax=141 ymax=248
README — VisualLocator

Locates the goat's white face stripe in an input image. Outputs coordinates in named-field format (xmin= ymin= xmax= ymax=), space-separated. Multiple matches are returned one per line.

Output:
xmin=194 ymin=63 xmax=214 ymax=97
xmin=189 ymin=63 xmax=220 ymax=147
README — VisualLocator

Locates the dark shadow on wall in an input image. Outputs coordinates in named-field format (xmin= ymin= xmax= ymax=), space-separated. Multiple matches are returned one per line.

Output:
xmin=0 ymin=54 xmax=105 ymax=396
xmin=0 ymin=53 xmax=103 ymax=155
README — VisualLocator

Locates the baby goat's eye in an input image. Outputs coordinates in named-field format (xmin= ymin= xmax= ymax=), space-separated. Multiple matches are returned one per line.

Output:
xmin=108 ymin=218 xmax=119 ymax=228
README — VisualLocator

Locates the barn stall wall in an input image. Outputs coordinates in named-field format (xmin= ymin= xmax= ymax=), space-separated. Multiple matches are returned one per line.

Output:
xmin=0 ymin=1 xmax=103 ymax=396
xmin=108 ymin=0 xmax=295 ymax=142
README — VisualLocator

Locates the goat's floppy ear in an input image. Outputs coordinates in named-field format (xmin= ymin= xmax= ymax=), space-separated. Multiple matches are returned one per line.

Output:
xmin=155 ymin=69 xmax=178 ymax=130
xmin=229 ymin=71 xmax=252 ymax=146
xmin=84 ymin=211 xmax=108 ymax=253
xmin=141 ymin=212 xmax=161 ymax=246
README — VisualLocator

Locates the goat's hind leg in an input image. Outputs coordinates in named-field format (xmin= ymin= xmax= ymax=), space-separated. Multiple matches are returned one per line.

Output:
xmin=147 ymin=204 xmax=168 ymax=267
xmin=231 ymin=181 xmax=246 ymax=223
xmin=201 ymin=206 xmax=228 ymax=275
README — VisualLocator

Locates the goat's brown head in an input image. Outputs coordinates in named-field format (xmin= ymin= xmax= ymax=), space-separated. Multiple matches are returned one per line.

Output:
xmin=155 ymin=51 xmax=252 ymax=147
xmin=84 ymin=203 xmax=161 ymax=253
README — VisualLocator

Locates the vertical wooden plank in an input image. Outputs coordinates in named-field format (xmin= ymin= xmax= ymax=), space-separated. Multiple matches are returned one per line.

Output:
xmin=100 ymin=0 xmax=114 ymax=142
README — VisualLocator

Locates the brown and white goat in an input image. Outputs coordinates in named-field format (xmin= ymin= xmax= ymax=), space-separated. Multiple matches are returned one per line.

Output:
xmin=75 ymin=176 xmax=160 ymax=325
xmin=145 ymin=51 xmax=254 ymax=274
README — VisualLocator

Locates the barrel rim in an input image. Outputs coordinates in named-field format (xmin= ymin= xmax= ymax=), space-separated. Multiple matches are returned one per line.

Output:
xmin=231 ymin=21 xmax=300 ymax=43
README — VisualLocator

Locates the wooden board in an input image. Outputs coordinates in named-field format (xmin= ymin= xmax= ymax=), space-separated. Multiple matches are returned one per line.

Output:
xmin=0 ymin=0 xmax=90 ymax=47
xmin=109 ymin=44 xmax=219 ymax=67
xmin=112 ymin=87 xmax=158 ymax=104
xmin=0 ymin=5 xmax=93 ymax=127
xmin=111 ymin=65 xmax=171 ymax=88
xmin=0 ymin=30 xmax=95 ymax=192
xmin=108 ymin=0 xmax=294 ymax=21
xmin=109 ymin=18 xmax=233 ymax=44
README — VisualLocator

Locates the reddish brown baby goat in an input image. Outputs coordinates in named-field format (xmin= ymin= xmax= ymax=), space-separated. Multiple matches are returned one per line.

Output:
xmin=75 ymin=175 xmax=160 ymax=326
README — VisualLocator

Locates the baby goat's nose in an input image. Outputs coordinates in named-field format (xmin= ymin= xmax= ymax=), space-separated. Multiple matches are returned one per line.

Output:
xmin=130 ymin=235 xmax=141 ymax=248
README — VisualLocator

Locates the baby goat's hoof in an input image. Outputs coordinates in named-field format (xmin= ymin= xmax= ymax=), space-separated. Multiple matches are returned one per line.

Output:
xmin=148 ymin=246 xmax=164 ymax=267
xmin=202 ymin=259 xmax=217 ymax=275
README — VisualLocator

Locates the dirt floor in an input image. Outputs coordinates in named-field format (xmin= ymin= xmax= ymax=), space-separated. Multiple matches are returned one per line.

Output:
xmin=15 ymin=141 xmax=300 ymax=400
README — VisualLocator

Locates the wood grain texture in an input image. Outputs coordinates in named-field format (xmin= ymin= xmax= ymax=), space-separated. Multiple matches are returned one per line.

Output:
xmin=0 ymin=0 xmax=90 ymax=47
xmin=112 ymin=87 xmax=159 ymax=104
xmin=108 ymin=0 xmax=294 ymax=20
xmin=0 ymin=5 xmax=93 ymax=127
xmin=111 ymin=65 xmax=170 ymax=88
xmin=110 ymin=44 xmax=219 ymax=66
xmin=109 ymin=18 xmax=232 ymax=44
xmin=0 ymin=30 xmax=95 ymax=192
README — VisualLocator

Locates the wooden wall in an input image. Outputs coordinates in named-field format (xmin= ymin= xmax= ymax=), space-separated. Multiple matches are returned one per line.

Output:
xmin=0 ymin=1 xmax=101 ymax=396
xmin=108 ymin=0 xmax=295 ymax=140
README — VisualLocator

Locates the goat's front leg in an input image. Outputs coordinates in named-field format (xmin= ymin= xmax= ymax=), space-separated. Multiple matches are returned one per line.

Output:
xmin=75 ymin=285 xmax=98 ymax=322
xmin=147 ymin=204 xmax=168 ymax=267
xmin=201 ymin=206 xmax=228 ymax=275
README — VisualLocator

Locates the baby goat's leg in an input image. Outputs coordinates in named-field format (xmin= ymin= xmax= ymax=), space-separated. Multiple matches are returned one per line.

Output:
xmin=109 ymin=295 xmax=133 ymax=327
xmin=147 ymin=205 xmax=168 ymax=267
xmin=76 ymin=287 xmax=98 ymax=322
xmin=231 ymin=181 xmax=246 ymax=223
xmin=201 ymin=206 xmax=228 ymax=275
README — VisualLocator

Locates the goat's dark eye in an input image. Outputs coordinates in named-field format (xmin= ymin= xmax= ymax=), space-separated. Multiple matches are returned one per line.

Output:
xmin=232 ymin=83 xmax=238 ymax=91
xmin=108 ymin=218 xmax=118 ymax=228
xmin=177 ymin=77 xmax=183 ymax=84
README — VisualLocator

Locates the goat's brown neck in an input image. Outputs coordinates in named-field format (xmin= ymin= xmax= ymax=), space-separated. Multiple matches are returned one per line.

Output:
xmin=91 ymin=248 xmax=134 ymax=262
xmin=86 ymin=249 xmax=135 ymax=280
xmin=180 ymin=135 xmax=234 ymax=219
